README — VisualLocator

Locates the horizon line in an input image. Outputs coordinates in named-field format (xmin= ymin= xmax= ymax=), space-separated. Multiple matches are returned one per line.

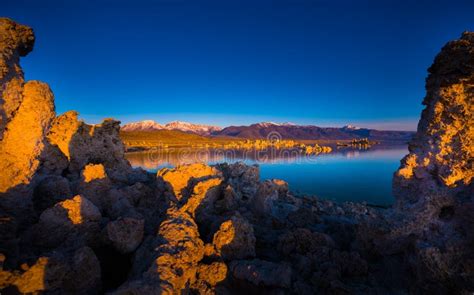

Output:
xmin=76 ymin=113 xmax=418 ymax=132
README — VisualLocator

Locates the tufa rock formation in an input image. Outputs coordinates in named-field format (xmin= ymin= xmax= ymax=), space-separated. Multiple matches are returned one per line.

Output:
xmin=391 ymin=31 xmax=474 ymax=292
xmin=0 ymin=18 xmax=473 ymax=294
xmin=0 ymin=18 xmax=35 ymax=140
xmin=394 ymin=31 xmax=473 ymax=199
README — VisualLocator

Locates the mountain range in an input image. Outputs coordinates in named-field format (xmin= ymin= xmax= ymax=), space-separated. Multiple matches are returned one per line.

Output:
xmin=121 ymin=120 xmax=222 ymax=136
xmin=121 ymin=120 xmax=415 ymax=141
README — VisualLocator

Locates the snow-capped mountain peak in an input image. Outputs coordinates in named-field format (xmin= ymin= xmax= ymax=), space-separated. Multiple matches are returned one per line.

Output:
xmin=121 ymin=120 xmax=222 ymax=136
xmin=121 ymin=120 xmax=163 ymax=131
xmin=342 ymin=124 xmax=361 ymax=130
xmin=254 ymin=122 xmax=297 ymax=128
xmin=164 ymin=121 xmax=222 ymax=134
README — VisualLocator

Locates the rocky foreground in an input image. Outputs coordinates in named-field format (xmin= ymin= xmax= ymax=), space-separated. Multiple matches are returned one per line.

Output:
xmin=0 ymin=18 xmax=473 ymax=294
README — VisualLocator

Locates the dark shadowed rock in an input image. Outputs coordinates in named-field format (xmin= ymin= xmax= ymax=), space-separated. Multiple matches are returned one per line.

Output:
xmin=277 ymin=228 xmax=335 ymax=256
xmin=230 ymin=259 xmax=292 ymax=288
xmin=217 ymin=162 xmax=260 ymax=202
xmin=33 ymin=175 xmax=71 ymax=212
xmin=105 ymin=217 xmax=144 ymax=254
xmin=31 ymin=195 xmax=101 ymax=248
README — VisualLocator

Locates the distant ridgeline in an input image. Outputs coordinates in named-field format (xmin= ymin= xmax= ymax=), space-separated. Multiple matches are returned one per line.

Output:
xmin=121 ymin=120 xmax=415 ymax=141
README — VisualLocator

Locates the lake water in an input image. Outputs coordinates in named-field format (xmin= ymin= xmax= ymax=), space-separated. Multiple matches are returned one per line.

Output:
xmin=125 ymin=145 xmax=408 ymax=206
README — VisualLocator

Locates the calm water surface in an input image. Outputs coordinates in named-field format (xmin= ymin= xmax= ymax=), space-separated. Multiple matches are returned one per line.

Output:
xmin=125 ymin=145 xmax=408 ymax=206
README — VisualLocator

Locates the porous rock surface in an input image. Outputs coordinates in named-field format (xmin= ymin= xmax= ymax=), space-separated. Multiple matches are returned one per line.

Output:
xmin=391 ymin=31 xmax=474 ymax=292
xmin=0 ymin=18 xmax=473 ymax=294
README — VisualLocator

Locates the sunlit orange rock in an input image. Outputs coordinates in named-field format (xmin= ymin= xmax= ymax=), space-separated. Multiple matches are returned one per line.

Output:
xmin=13 ymin=257 xmax=55 ymax=293
xmin=145 ymin=209 xmax=205 ymax=292
xmin=180 ymin=177 xmax=222 ymax=219
xmin=48 ymin=112 xmax=131 ymax=180
xmin=0 ymin=18 xmax=52 ymax=193
xmin=82 ymin=163 xmax=107 ymax=183
xmin=394 ymin=32 xmax=473 ymax=196
xmin=6 ymin=246 xmax=101 ymax=293
xmin=77 ymin=163 xmax=113 ymax=210
xmin=158 ymin=163 xmax=221 ymax=201
xmin=391 ymin=31 xmax=474 ymax=290
xmin=38 ymin=195 xmax=101 ymax=227
xmin=47 ymin=110 xmax=82 ymax=160
xmin=0 ymin=81 xmax=55 ymax=192
xmin=61 ymin=195 xmax=101 ymax=224
xmin=212 ymin=214 xmax=256 ymax=261
xmin=0 ymin=18 xmax=35 ymax=139
xmin=193 ymin=261 xmax=227 ymax=292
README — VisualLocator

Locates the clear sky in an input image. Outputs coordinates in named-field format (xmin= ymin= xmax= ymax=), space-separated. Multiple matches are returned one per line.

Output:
xmin=3 ymin=0 xmax=474 ymax=130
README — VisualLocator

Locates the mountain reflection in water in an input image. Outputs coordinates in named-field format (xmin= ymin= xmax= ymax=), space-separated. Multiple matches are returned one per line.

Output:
xmin=125 ymin=145 xmax=408 ymax=205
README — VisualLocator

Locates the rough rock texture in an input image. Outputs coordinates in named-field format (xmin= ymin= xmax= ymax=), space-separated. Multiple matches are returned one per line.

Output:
xmin=48 ymin=111 xmax=132 ymax=181
xmin=230 ymin=259 xmax=292 ymax=288
xmin=0 ymin=18 xmax=35 ymax=140
xmin=0 ymin=18 xmax=152 ymax=294
xmin=30 ymin=195 xmax=102 ymax=249
xmin=212 ymin=214 xmax=256 ymax=261
xmin=105 ymin=217 xmax=144 ymax=254
xmin=0 ymin=18 xmax=54 ymax=193
xmin=82 ymin=163 xmax=107 ymax=182
xmin=158 ymin=163 xmax=221 ymax=201
xmin=392 ymin=32 xmax=474 ymax=292
xmin=1 ymin=18 xmax=473 ymax=294
xmin=0 ymin=81 xmax=55 ymax=193
xmin=394 ymin=31 xmax=473 ymax=199
xmin=192 ymin=261 xmax=227 ymax=292
xmin=1 ymin=246 xmax=101 ymax=294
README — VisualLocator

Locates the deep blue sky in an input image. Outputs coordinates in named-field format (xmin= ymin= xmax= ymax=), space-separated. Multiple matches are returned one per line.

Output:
xmin=3 ymin=0 xmax=474 ymax=130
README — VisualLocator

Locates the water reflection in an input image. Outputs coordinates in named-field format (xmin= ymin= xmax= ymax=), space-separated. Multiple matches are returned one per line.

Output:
xmin=126 ymin=147 xmax=318 ymax=168
xmin=126 ymin=145 xmax=408 ymax=205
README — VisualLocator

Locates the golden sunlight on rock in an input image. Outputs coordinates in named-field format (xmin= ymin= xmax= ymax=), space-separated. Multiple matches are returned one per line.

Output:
xmin=82 ymin=163 xmax=107 ymax=183
xmin=212 ymin=214 xmax=256 ymax=261
xmin=0 ymin=18 xmax=34 ymax=139
xmin=13 ymin=257 xmax=49 ymax=293
xmin=61 ymin=195 xmax=101 ymax=225
xmin=0 ymin=81 xmax=55 ymax=192
xmin=1 ymin=247 xmax=101 ymax=293
xmin=194 ymin=261 xmax=228 ymax=290
xmin=146 ymin=209 xmax=205 ymax=292
xmin=396 ymin=154 xmax=417 ymax=180
xmin=181 ymin=177 xmax=222 ymax=218
xmin=394 ymin=33 xmax=473 ymax=195
xmin=39 ymin=195 xmax=102 ymax=225
xmin=47 ymin=111 xmax=81 ymax=160
xmin=158 ymin=163 xmax=221 ymax=200
xmin=47 ymin=112 xmax=131 ymax=179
